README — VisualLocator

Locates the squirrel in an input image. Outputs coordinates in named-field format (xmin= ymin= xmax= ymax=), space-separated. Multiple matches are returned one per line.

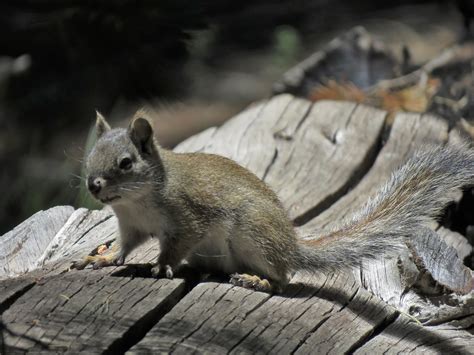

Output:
xmin=72 ymin=110 xmax=474 ymax=293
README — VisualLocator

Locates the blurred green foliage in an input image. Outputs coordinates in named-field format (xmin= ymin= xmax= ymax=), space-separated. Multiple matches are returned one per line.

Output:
xmin=272 ymin=26 xmax=302 ymax=69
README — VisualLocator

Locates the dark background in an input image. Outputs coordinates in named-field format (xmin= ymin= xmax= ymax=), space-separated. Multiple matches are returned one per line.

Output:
xmin=0 ymin=0 xmax=470 ymax=234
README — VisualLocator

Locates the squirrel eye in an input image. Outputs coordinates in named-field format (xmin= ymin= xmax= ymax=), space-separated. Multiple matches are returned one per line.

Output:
xmin=119 ymin=157 xmax=132 ymax=170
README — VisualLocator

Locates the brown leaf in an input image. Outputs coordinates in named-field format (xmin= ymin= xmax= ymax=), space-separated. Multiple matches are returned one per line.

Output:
xmin=308 ymin=78 xmax=440 ymax=115
xmin=309 ymin=80 xmax=366 ymax=103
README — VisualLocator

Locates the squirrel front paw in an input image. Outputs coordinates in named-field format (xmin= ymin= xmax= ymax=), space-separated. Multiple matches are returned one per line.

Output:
xmin=71 ymin=253 xmax=125 ymax=271
xmin=70 ymin=259 xmax=89 ymax=270
xmin=92 ymin=253 xmax=125 ymax=269
xmin=113 ymin=253 xmax=125 ymax=266
xmin=151 ymin=264 xmax=174 ymax=279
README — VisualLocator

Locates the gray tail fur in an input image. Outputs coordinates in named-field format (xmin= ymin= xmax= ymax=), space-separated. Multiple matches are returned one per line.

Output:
xmin=294 ymin=144 xmax=474 ymax=273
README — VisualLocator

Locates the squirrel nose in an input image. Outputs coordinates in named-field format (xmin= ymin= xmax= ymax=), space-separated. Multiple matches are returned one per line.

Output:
xmin=87 ymin=177 xmax=104 ymax=194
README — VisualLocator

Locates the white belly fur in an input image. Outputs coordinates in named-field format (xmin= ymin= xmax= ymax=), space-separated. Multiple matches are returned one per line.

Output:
xmin=188 ymin=224 xmax=237 ymax=274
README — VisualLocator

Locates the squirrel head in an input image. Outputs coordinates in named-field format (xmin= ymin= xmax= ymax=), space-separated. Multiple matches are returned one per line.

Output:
xmin=85 ymin=110 xmax=164 ymax=205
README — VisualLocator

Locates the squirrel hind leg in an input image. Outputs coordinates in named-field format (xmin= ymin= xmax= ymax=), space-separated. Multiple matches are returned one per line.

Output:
xmin=229 ymin=273 xmax=286 ymax=293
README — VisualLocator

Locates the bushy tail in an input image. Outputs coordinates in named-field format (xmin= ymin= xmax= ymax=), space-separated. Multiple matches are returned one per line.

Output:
xmin=294 ymin=145 xmax=474 ymax=272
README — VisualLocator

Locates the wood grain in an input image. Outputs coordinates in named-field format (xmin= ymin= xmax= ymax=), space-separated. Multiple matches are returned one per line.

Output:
xmin=1 ymin=271 xmax=185 ymax=353
xmin=0 ymin=206 xmax=74 ymax=280
xmin=0 ymin=95 xmax=472 ymax=353
xmin=129 ymin=272 xmax=397 ymax=354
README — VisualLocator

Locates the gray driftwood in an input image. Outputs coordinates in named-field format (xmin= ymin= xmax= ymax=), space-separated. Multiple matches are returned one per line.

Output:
xmin=1 ymin=28 xmax=473 ymax=354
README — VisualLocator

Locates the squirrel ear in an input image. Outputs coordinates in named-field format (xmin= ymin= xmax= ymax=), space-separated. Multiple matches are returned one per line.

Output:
xmin=96 ymin=111 xmax=111 ymax=138
xmin=129 ymin=117 xmax=155 ymax=155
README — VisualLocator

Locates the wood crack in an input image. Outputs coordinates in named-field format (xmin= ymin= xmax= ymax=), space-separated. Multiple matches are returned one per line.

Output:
xmin=73 ymin=213 xmax=114 ymax=246
xmin=225 ymin=296 xmax=271 ymax=354
xmin=293 ymin=109 xmax=389 ymax=226
xmin=0 ymin=281 xmax=35 ymax=315
xmin=102 ymin=281 xmax=187 ymax=355
xmin=169 ymin=286 xmax=231 ymax=353
xmin=198 ymin=292 xmax=270 ymax=352
xmin=290 ymin=314 xmax=333 ymax=355
xmin=262 ymin=148 xmax=278 ymax=181
xmin=346 ymin=311 xmax=400 ymax=354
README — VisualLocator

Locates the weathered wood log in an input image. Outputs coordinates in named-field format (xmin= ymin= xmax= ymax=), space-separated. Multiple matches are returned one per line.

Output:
xmin=1 ymin=272 xmax=186 ymax=353
xmin=1 ymin=28 xmax=473 ymax=354
xmin=273 ymin=27 xmax=401 ymax=96
xmin=275 ymin=26 xmax=474 ymax=125
xmin=2 ymin=95 xmax=472 ymax=353
xmin=0 ymin=206 xmax=74 ymax=279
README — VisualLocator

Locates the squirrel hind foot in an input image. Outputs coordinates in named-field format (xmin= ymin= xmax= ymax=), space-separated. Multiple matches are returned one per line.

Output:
xmin=70 ymin=255 xmax=99 ymax=270
xmin=91 ymin=254 xmax=119 ymax=269
xmin=229 ymin=273 xmax=275 ymax=293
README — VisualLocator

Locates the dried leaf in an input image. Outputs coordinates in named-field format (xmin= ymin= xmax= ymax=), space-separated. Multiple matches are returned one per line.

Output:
xmin=309 ymin=78 xmax=440 ymax=115
xmin=309 ymin=80 xmax=366 ymax=103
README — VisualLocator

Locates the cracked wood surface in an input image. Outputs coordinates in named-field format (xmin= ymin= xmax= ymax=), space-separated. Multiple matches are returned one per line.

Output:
xmin=1 ymin=94 xmax=473 ymax=354
xmin=354 ymin=316 xmax=474 ymax=354
xmin=2 ymin=271 xmax=186 ymax=353
xmin=298 ymin=111 xmax=449 ymax=234
xmin=129 ymin=273 xmax=396 ymax=354
xmin=0 ymin=206 xmax=74 ymax=280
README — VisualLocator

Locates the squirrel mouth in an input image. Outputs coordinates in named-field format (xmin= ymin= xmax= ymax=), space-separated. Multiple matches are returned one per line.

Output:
xmin=100 ymin=195 xmax=121 ymax=204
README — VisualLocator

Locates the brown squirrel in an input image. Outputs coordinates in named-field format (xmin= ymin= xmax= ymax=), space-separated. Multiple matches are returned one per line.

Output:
xmin=72 ymin=111 xmax=474 ymax=292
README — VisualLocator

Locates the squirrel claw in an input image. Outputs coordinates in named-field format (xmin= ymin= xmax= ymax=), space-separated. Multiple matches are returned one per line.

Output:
xmin=92 ymin=255 xmax=122 ymax=270
xmin=70 ymin=260 xmax=87 ymax=270
xmin=230 ymin=273 xmax=272 ymax=292
xmin=114 ymin=254 xmax=125 ymax=266
xmin=151 ymin=264 xmax=174 ymax=279
xmin=92 ymin=259 xmax=111 ymax=270
xmin=150 ymin=265 xmax=161 ymax=278
xmin=92 ymin=262 xmax=102 ymax=270
xmin=165 ymin=265 xmax=174 ymax=279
